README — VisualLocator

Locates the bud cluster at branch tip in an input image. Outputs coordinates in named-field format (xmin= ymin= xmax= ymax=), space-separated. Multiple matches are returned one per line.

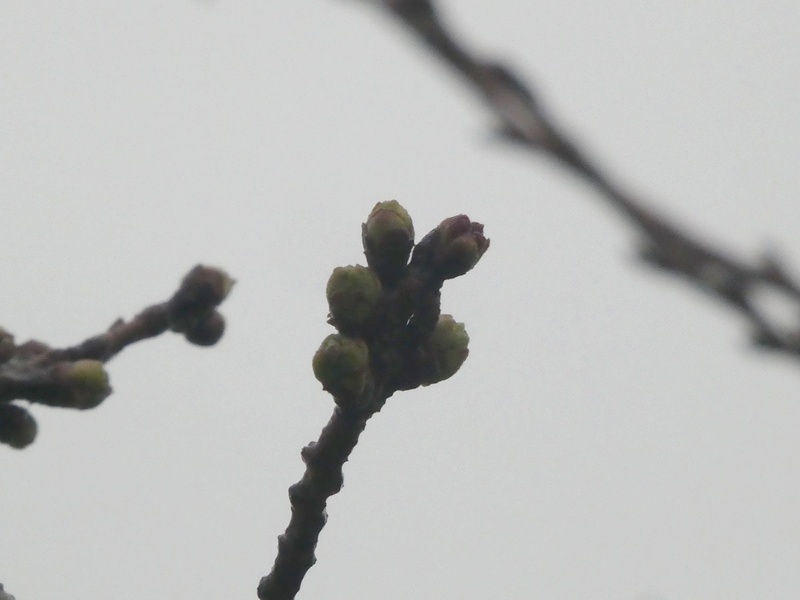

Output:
xmin=183 ymin=311 xmax=226 ymax=347
xmin=168 ymin=265 xmax=235 ymax=347
xmin=177 ymin=265 xmax=236 ymax=307
xmin=313 ymin=201 xmax=488 ymax=405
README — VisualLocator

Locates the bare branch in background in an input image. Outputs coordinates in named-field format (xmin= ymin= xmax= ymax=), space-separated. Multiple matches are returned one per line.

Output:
xmin=359 ymin=0 xmax=800 ymax=360
xmin=0 ymin=265 xmax=234 ymax=448
xmin=0 ymin=583 xmax=16 ymax=600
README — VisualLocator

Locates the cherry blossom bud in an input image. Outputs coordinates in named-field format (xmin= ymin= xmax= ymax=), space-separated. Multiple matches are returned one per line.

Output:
xmin=432 ymin=215 xmax=490 ymax=280
xmin=65 ymin=359 xmax=112 ymax=409
xmin=169 ymin=266 xmax=235 ymax=336
xmin=326 ymin=265 xmax=382 ymax=332
xmin=179 ymin=265 xmax=236 ymax=307
xmin=0 ymin=403 xmax=37 ymax=449
xmin=421 ymin=314 xmax=469 ymax=386
xmin=183 ymin=310 xmax=226 ymax=347
xmin=362 ymin=200 xmax=415 ymax=284
xmin=312 ymin=334 xmax=370 ymax=401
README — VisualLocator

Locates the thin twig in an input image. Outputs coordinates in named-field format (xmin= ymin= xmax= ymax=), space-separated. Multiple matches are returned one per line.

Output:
xmin=359 ymin=0 xmax=800 ymax=358
xmin=55 ymin=264 xmax=235 ymax=363
xmin=0 ymin=265 xmax=233 ymax=447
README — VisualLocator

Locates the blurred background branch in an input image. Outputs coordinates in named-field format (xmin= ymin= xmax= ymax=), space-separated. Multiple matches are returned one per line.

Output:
xmin=359 ymin=0 xmax=800 ymax=360
xmin=0 ymin=265 xmax=233 ymax=448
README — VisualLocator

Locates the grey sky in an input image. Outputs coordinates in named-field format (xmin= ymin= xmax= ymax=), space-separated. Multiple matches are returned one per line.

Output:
xmin=2 ymin=2 xmax=800 ymax=598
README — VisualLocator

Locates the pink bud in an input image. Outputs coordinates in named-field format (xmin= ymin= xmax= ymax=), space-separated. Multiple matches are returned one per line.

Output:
xmin=433 ymin=216 xmax=490 ymax=280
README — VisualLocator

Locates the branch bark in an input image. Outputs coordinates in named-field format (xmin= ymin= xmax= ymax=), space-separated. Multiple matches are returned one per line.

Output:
xmin=257 ymin=398 xmax=385 ymax=600
xmin=358 ymin=0 xmax=800 ymax=359
xmin=0 ymin=265 xmax=234 ymax=448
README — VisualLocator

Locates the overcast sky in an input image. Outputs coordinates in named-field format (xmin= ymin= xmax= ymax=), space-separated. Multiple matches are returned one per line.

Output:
xmin=2 ymin=2 xmax=800 ymax=599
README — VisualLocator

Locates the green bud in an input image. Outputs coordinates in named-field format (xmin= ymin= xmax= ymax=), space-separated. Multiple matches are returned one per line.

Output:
xmin=180 ymin=265 xmax=236 ymax=306
xmin=183 ymin=310 xmax=226 ymax=346
xmin=421 ymin=315 xmax=469 ymax=386
xmin=169 ymin=266 xmax=235 ymax=335
xmin=67 ymin=360 xmax=112 ymax=409
xmin=326 ymin=265 xmax=382 ymax=331
xmin=312 ymin=334 xmax=370 ymax=401
xmin=365 ymin=200 xmax=414 ymax=245
xmin=0 ymin=403 xmax=38 ymax=449
xmin=362 ymin=200 xmax=415 ymax=284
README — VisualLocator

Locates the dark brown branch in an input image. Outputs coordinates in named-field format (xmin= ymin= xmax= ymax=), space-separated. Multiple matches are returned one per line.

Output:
xmin=55 ymin=264 xmax=235 ymax=363
xmin=362 ymin=0 xmax=800 ymax=359
xmin=0 ymin=265 xmax=234 ymax=448
xmin=257 ymin=399 xmax=384 ymax=600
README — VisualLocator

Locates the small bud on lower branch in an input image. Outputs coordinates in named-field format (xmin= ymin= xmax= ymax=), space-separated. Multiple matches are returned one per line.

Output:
xmin=179 ymin=265 xmax=236 ymax=307
xmin=182 ymin=310 xmax=226 ymax=347
xmin=0 ymin=265 xmax=234 ymax=448
xmin=167 ymin=266 xmax=233 ymax=348
xmin=168 ymin=266 xmax=235 ymax=342
xmin=63 ymin=359 xmax=112 ymax=409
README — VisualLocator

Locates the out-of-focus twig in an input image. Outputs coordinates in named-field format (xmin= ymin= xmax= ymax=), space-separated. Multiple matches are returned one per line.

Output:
xmin=0 ymin=265 xmax=234 ymax=448
xmin=257 ymin=400 xmax=384 ymax=600
xmin=0 ymin=582 xmax=16 ymax=600
xmin=358 ymin=0 xmax=800 ymax=358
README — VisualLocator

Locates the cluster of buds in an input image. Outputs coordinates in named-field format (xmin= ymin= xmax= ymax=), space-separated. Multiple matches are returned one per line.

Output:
xmin=0 ymin=265 xmax=235 ymax=450
xmin=168 ymin=265 xmax=235 ymax=346
xmin=0 ymin=343 xmax=112 ymax=448
xmin=313 ymin=201 xmax=489 ymax=409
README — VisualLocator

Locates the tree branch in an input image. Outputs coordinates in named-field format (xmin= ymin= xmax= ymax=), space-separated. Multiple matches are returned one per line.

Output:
xmin=358 ymin=0 xmax=800 ymax=359
xmin=257 ymin=398 xmax=385 ymax=600
xmin=0 ymin=265 xmax=234 ymax=448
xmin=259 ymin=203 xmax=488 ymax=599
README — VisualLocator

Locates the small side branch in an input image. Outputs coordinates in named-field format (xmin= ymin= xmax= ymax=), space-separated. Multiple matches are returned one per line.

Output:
xmin=0 ymin=265 xmax=234 ymax=448
xmin=363 ymin=0 xmax=800 ymax=360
